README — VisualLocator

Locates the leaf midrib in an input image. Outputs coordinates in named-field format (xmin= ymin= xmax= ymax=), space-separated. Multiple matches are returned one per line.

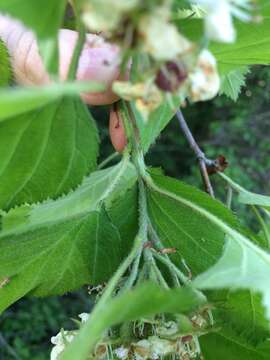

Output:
xmin=147 ymin=175 xmax=270 ymax=268
xmin=1 ymin=157 xmax=132 ymax=236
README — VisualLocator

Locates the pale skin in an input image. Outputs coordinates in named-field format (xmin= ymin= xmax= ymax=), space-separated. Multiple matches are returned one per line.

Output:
xmin=0 ymin=15 xmax=127 ymax=152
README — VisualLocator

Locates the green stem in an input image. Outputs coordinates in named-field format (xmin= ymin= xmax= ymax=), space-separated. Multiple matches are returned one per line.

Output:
xmin=136 ymin=262 xmax=147 ymax=284
xmin=0 ymin=333 xmax=20 ymax=360
xmin=151 ymin=251 xmax=189 ymax=285
xmin=121 ymin=246 xmax=143 ymax=292
xmin=98 ymin=152 xmax=120 ymax=169
xmin=218 ymin=172 xmax=247 ymax=194
xmin=118 ymin=177 xmax=148 ymax=292
xmin=220 ymin=174 xmax=270 ymax=248
xmin=67 ymin=4 xmax=86 ymax=81
xmin=251 ymin=205 xmax=270 ymax=248
xmin=92 ymin=235 xmax=142 ymax=312
xmin=263 ymin=208 xmax=270 ymax=218
xmin=138 ymin=178 xmax=148 ymax=238
xmin=148 ymin=222 xmax=181 ymax=287
xmin=226 ymin=186 xmax=233 ymax=209
xmin=150 ymin=253 xmax=169 ymax=289
xmin=120 ymin=101 xmax=146 ymax=177
xmin=143 ymin=247 xmax=169 ymax=289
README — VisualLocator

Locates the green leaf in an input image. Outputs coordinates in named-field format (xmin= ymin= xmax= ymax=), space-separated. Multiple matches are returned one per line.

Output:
xmin=220 ymin=173 xmax=270 ymax=210
xmin=194 ymin=236 xmax=270 ymax=320
xmin=260 ymin=0 xmax=270 ymax=17
xmin=213 ymin=19 xmax=270 ymax=73
xmin=200 ymin=328 xmax=270 ymax=359
xmin=0 ymin=82 xmax=104 ymax=120
xmin=0 ymin=97 xmax=99 ymax=210
xmin=0 ymin=0 xmax=66 ymax=41
xmin=239 ymin=192 xmax=270 ymax=210
xmin=61 ymin=283 xmax=205 ymax=360
xmin=146 ymin=171 xmax=270 ymax=320
xmin=219 ymin=67 xmax=249 ymax=101
xmin=132 ymin=97 xmax=181 ymax=153
xmin=0 ymin=39 xmax=12 ymax=86
xmin=0 ymin=0 xmax=67 ymax=73
xmin=209 ymin=290 xmax=270 ymax=344
xmin=180 ymin=18 xmax=270 ymax=75
xmin=0 ymin=158 xmax=137 ymax=311
xmin=108 ymin=185 xmax=138 ymax=258
xmin=147 ymin=172 xmax=238 ymax=276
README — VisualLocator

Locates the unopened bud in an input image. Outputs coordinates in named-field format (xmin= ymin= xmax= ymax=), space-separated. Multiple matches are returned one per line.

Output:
xmin=155 ymin=62 xmax=187 ymax=92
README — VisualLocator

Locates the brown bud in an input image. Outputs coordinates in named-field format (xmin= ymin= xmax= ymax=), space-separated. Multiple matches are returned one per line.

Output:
xmin=207 ymin=155 xmax=229 ymax=175
xmin=159 ymin=247 xmax=177 ymax=254
xmin=109 ymin=104 xmax=127 ymax=153
xmin=155 ymin=61 xmax=187 ymax=92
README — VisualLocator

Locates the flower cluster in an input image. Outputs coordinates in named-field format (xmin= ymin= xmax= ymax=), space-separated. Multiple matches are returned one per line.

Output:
xmin=77 ymin=0 xmax=254 ymax=118
xmin=113 ymin=334 xmax=201 ymax=360
xmin=50 ymin=311 xmax=210 ymax=360
xmin=113 ymin=47 xmax=219 ymax=118
xmin=50 ymin=313 xmax=89 ymax=360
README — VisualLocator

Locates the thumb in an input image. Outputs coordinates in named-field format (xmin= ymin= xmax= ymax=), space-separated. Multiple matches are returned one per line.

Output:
xmin=0 ymin=15 xmax=121 ymax=105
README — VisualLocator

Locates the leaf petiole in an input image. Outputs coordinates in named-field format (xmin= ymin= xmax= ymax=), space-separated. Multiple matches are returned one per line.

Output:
xmin=67 ymin=2 xmax=86 ymax=81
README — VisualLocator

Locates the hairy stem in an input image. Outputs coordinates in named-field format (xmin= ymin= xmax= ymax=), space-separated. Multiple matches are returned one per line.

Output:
xmin=218 ymin=172 xmax=247 ymax=194
xmin=98 ymin=152 xmax=120 ymax=169
xmin=251 ymin=205 xmax=270 ymax=248
xmin=176 ymin=109 xmax=215 ymax=198
xmin=121 ymin=247 xmax=143 ymax=292
xmin=148 ymin=222 xmax=181 ymax=287
xmin=150 ymin=254 xmax=169 ymax=289
xmin=226 ymin=186 xmax=233 ymax=209
xmin=67 ymin=4 xmax=86 ymax=81
xmin=120 ymin=101 xmax=146 ymax=177
xmin=151 ymin=251 xmax=189 ymax=285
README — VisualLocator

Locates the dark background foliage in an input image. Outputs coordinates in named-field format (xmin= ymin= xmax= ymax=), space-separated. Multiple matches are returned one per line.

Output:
xmin=1 ymin=66 xmax=269 ymax=360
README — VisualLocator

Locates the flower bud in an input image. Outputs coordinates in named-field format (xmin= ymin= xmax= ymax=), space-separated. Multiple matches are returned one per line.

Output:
xmin=188 ymin=49 xmax=220 ymax=102
xmin=155 ymin=62 xmax=187 ymax=92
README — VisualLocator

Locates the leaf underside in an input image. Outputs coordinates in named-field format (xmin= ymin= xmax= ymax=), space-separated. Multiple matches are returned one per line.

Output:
xmin=0 ymin=97 xmax=99 ymax=210
xmin=146 ymin=171 xmax=270 ymax=346
xmin=0 ymin=159 xmax=137 ymax=312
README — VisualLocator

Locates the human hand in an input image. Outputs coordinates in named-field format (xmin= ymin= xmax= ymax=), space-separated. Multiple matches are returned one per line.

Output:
xmin=0 ymin=15 xmax=127 ymax=152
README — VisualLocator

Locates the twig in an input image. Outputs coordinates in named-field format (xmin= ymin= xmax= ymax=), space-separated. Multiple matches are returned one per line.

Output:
xmin=0 ymin=332 xmax=21 ymax=360
xmin=176 ymin=109 xmax=215 ymax=198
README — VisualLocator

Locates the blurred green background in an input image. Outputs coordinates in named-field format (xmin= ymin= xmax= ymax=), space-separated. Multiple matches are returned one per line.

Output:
xmin=1 ymin=66 xmax=270 ymax=359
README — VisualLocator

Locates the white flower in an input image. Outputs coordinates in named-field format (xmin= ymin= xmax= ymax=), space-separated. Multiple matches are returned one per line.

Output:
xmin=133 ymin=339 xmax=152 ymax=360
xmin=78 ymin=313 xmax=90 ymax=323
xmin=114 ymin=346 xmax=129 ymax=359
xmin=133 ymin=336 xmax=176 ymax=359
xmin=148 ymin=336 xmax=176 ymax=357
xmin=205 ymin=0 xmax=235 ymax=42
xmin=50 ymin=331 xmax=76 ymax=360
xmin=139 ymin=9 xmax=191 ymax=61
xmin=156 ymin=321 xmax=179 ymax=337
xmin=82 ymin=0 xmax=139 ymax=32
xmin=194 ymin=0 xmax=251 ymax=43
xmin=50 ymin=343 xmax=65 ymax=360
xmin=113 ymin=81 xmax=163 ymax=120
xmin=188 ymin=49 xmax=220 ymax=102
